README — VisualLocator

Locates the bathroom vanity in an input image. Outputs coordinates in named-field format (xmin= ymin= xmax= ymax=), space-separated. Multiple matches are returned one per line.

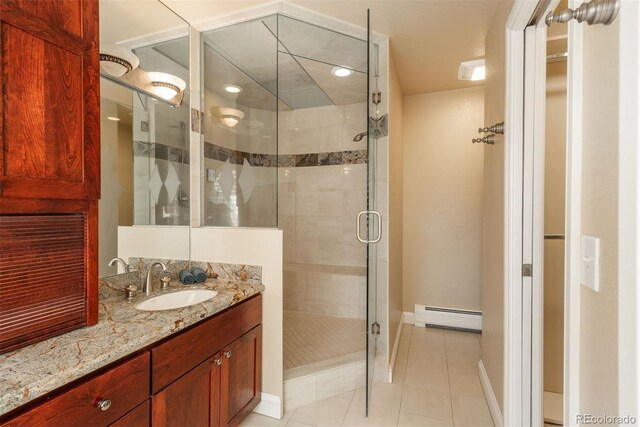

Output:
xmin=0 ymin=283 xmax=264 ymax=427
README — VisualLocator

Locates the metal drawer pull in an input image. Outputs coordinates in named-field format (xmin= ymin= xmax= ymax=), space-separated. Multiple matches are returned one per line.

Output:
xmin=97 ymin=399 xmax=112 ymax=411
xmin=215 ymin=358 xmax=222 ymax=366
xmin=224 ymin=351 xmax=232 ymax=358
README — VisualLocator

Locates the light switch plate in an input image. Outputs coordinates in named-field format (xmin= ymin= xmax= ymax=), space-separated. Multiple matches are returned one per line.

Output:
xmin=207 ymin=169 xmax=216 ymax=182
xmin=581 ymin=236 xmax=600 ymax=292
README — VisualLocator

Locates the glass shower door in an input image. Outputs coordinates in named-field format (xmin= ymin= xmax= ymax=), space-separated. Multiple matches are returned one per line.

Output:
xmin=364 ymin=9 xmax=380 ymax=416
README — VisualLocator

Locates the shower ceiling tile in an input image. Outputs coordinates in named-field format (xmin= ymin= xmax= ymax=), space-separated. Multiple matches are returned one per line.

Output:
xmin=294 ymin=56 xmax=367 ymax=106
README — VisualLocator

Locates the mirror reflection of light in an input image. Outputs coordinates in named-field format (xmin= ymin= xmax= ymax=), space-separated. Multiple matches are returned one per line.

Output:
xmin=342 ymin=166 xmax=351 ymax=175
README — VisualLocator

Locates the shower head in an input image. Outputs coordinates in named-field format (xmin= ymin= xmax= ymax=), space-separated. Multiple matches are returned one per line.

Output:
xmin=353 ymin=132 xmax=368 ymax=142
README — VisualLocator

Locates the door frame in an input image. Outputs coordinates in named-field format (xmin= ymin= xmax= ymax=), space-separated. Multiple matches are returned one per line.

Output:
xmin=503 ymin=3 xmax=544 ymax=426
xmin=506 ymin=0 xmax=640 ymax=425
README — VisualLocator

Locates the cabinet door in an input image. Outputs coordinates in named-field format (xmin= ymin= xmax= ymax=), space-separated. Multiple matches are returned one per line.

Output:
xmin=152 ymin=359 xmax=212 ymax=427
xmin=210 ymin=352 xmax=222 ymax=427
xmin=0 ymin=0 xmax=100 ymax=201
xmin=110 ymin=400 xmax=149 ymax=427
xmin=220 ymin=325 xmax=262 ymax=426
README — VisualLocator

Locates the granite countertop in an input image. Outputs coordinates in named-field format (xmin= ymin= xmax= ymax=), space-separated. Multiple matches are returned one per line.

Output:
xmin=0 ymin=278 xmax=265 ymax=416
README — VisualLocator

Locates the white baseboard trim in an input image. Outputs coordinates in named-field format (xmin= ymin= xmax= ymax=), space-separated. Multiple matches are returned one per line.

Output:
xmin=479 ymin=360 xmax=503 ymax=427
xmin=402 ymin=311 xmax=415 ymax=324
xmin=253 ymin=393 xmax=282 ymax=419
xmin=414 ymin=304 xmax=482 ymax=331
xmin=388 ymin=320 xmax=404 ymax=382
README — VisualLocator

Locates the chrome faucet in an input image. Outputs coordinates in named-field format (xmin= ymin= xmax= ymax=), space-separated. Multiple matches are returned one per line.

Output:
xmin=144 ymin=262 xmax=167 ymax=295
xmin=108 ymin=257 xmax=130 ymax=273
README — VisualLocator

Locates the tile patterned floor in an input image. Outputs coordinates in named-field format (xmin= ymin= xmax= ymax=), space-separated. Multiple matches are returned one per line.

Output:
xmin=243 ymin=325 xmax=494 ymax=427
xmin=284 ymin=310 xmax=365 ymax=371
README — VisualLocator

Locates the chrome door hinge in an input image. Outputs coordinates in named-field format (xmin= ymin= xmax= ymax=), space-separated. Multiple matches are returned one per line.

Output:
xmin=371 ymin=322 xmax=381 ymax=335
xmin=523 ymin=264 xmax=533 ymax=277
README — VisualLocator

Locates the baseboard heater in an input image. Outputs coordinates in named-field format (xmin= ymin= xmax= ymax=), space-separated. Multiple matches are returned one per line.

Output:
xmin=414 ymin=304 xmax=482 ymax=332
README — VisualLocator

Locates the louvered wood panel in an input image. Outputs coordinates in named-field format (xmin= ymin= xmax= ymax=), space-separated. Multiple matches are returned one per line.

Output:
xmin=0 ymin=215 xmax=87 ymax=353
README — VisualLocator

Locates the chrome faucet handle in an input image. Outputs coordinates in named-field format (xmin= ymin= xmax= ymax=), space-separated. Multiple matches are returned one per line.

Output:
xmin=144 ymin=262 xmax=168 ymax=295
xmin=108 ymin=257 xmax=130 ymax=273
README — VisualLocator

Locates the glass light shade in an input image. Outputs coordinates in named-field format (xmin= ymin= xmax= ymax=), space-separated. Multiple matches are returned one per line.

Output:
xmin=458 ymin=59 xmax=486 ymax=81
xmin=218 ymin=107 xmax=245 ymax=128
xmin=147 ymin=72 xmax=187 ymax=100
xmin=100 ymin=43 xmax=139 ymax=77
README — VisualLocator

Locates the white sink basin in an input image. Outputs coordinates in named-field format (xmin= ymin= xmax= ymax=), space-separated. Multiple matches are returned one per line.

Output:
xmin=135 ymin=289 xmax=218 ymax=311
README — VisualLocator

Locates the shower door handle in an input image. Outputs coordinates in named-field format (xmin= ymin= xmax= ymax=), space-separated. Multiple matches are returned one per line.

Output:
xmin=356 ymin=210 xmax=382 ymax=244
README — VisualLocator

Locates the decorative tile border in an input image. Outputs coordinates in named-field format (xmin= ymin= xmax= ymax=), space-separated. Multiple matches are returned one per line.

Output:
xmin=203 ymin=141 xmax=367 ymax=168
xmin=134 ymin=140 xmax=189 ymax=164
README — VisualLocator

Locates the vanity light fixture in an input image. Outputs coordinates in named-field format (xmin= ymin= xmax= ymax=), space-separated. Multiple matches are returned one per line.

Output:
xmin=99 ymin=43 xmax=140 ymax=77
xmin=458 ymin=59 xmax=485 ymax=81
xmin=148 ymin=72 xmax=187 ymax=100
xmin=224 ymin=84 xmax=243 ymax=94
xmin=107 ymin=116 xmax=120 ymax=122
xmin=218 ymin=107 xmax=245 ymax=128
xmin=331 ymin=67 xmax=353 ymax=77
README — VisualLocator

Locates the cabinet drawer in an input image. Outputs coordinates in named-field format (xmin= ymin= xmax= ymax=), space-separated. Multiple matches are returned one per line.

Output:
xmin=2 ymin=352 xmax=150 ymax=427
xmin=151 ymin=295 xmax=262 ymax=393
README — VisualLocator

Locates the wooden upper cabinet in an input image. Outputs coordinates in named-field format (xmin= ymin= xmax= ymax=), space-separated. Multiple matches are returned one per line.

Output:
xmin=0 ymin=0 xmax=100 ymax=200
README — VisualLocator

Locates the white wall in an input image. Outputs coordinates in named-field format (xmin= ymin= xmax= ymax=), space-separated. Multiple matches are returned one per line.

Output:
xmin=191 ymin=227 xmax=284 ymax=417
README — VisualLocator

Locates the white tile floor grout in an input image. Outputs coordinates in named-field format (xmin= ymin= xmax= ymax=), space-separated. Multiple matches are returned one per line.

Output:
xmin=241 ymin=325 xmax=495 ymax=427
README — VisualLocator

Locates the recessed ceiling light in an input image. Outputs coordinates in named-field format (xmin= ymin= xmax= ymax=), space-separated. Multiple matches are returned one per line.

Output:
xmin=331 ymin=67 xmax=353 ymax=77
xmin=107 ymin=116 xmax=120 ymax=121
xmin=224 ymin=84 xmax=243 ymax=94
xmin=458 ymin=59 xmax=486 ymax=81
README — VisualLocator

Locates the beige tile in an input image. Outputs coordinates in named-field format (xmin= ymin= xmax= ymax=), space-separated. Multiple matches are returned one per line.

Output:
xmin=398 ymin=411 xmax=453 ymax=427
xmin=448 ymin=373 xmax=485 ymax=398
xmin=403 ymin=362 xmax=450 ymax=393
xmin=446 ymin=355 xmax=479 ymax=376
xmin=285 ymin=421 xmax=314 ymax=427
xmin=451 ymin=394 xmax=494 ymax=427
xmin=406 ymin=348 xmax=448 ymax=372
xmin=392 ymin=358 xmax=407 ymax=383
xmin=240 ymin=412 xmax=286 ymax=427
xmin=400 ymin=386 xmax=453 ymax=423
xmin=290 ymin=397 xmax=351 ymax=427
xmin=316 ymin=364 xmax=357 ymax=400
xmin=342 ymin=402 xmax=400 ymax=427
xmin=369 ymin=381 xmax=404 ymax=411
xmin=285 ymin=375 xmax=317 ymax=411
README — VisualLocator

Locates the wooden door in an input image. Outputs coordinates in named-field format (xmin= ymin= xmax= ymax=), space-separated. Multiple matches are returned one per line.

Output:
xmin=220 ymin=325 xmax=262 ymax=427
xmin=152 ymin=359 xmax=212 ymax=427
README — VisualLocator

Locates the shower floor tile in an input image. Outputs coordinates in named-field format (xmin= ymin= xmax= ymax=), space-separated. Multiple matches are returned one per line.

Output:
xmin=284 ymin=310 xmax=365 ymax=373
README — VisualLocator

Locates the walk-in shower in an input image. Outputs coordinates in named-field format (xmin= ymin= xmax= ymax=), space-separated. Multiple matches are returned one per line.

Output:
xmin=201 ymin=12 xmax=386 ymax=413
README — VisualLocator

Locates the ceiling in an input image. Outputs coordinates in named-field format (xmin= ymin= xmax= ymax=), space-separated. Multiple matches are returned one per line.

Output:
xmin=202 ymin=14 xmax=367 ymax=110
xmin=163 ymin=0 xmax=502 ymax=95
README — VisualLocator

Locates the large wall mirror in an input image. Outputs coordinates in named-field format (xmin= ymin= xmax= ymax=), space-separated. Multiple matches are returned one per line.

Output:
xmin=99 ymin=0 xmax=190 ymax=277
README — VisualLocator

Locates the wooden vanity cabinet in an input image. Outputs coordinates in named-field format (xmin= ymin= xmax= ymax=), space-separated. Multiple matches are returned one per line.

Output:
xmin=150 ymin=295 xmax=263 ymax=427
xmin=0 ymin=296 xmax=263 ymax=427
xmin=0 ymin=352 xmax=150 ymax=427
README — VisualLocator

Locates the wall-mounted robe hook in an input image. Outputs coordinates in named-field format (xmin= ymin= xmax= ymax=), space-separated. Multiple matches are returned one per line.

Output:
xmin=478 ymin=122 xmax=504 ymax=135
xmin=472 ymin=134 xmax=496 ymax=145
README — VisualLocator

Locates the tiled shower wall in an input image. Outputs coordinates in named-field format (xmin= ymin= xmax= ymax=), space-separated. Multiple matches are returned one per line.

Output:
xmin=279 ymin=102 xmax=368 ymax=320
